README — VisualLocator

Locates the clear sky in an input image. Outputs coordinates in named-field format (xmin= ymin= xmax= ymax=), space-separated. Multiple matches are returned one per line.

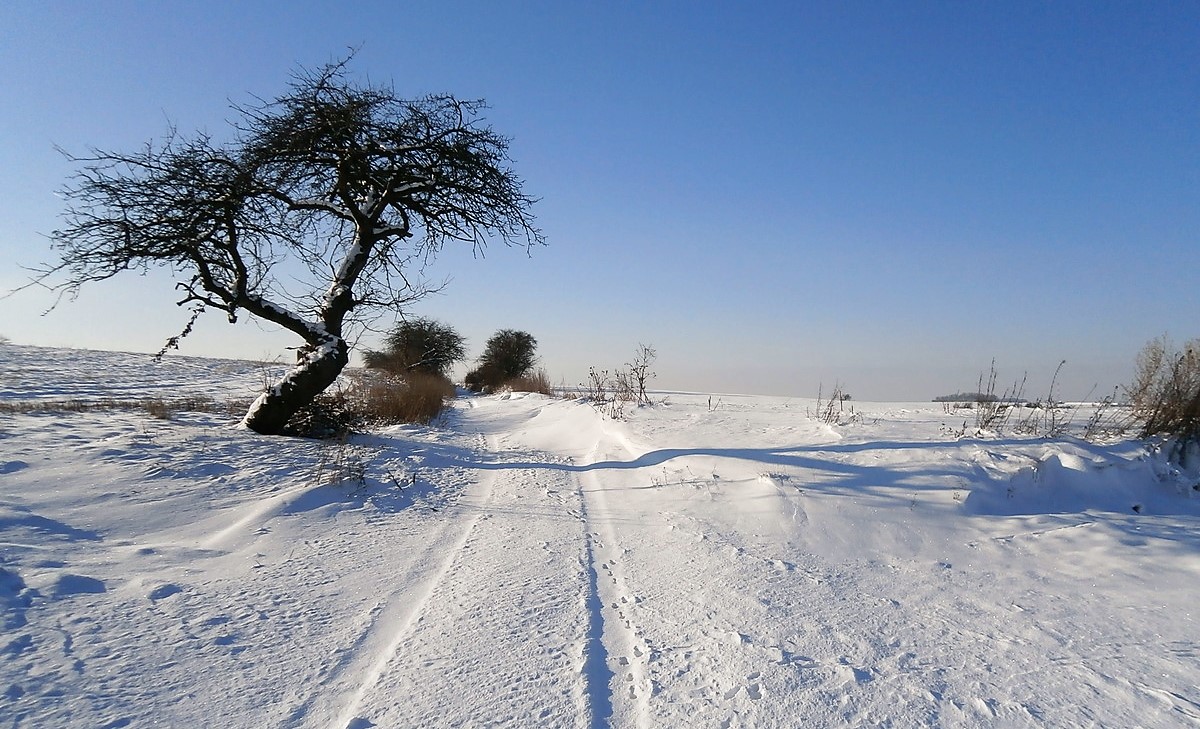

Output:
xmin=1 ymin=1 xmax=1196 ymax=400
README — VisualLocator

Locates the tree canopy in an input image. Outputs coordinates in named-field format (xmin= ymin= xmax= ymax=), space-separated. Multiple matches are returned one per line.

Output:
xmin=363 ymin=317 xmax=465 ymax=378
xmin=466 ymin=329 xmax=538 ymax=392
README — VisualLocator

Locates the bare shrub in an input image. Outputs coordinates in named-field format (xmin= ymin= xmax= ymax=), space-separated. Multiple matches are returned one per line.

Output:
xmin=582 ymin=367 xmax=611 ymax=404
xmin=1081 ymin=387 xmax=1135 ymax=441
xmin=1013 ymin=360 xmax=1068 ymax=436
xmin=612 ymin=368 xmax=636 ymax=404
xmin=581 ymin=344 xmax=658 ymax=419
xmin=280 ymin=393 xmax=363 ymax=439
xmin=1129 ymin=336 xmax=1200 ymax=455
xmin=972 ymin=361 xmax=1027 ymax=433
xmin=627 ymin=344 xmax=656 ymax=406
xmin=313 ymin=439 xmax=370 ymax=489
xmin=144 ymin=399 xmax=177 ymax=420
xmin=813 ymin=383 xmax=856 ymax=425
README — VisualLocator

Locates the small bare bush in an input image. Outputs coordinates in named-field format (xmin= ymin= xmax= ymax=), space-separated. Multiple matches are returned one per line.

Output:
xmin=313 ymin=439 xmax=370 ymax=489
xmin=581 ymin=344 xmax=658 ymax=419
xmin=812 ymin=383 xmax=857 ymax=425
xmin=144 ymin=399 xmax=178 ymax=420
xmin=1013 ymin=360 xmax=1068 ymax=436
xmin=1129 ymin=336 xmax=1200 ymax=455
xmin=1082 ymin=387 xmax=1134 ymax=441
xmin=612 ymin=368 xmax=636 ymax=404
xmin=627 ymin=344 xmax=656 ymax=406
xmin=582 ymin=367 xmax=611 ymax=403
xmin=972 ymin=361 xmax=1025 ymax=432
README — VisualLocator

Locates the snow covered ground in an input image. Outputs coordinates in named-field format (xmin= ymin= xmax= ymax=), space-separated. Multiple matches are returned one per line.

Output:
xmin=1 ymin=344 xmax=1199 ymax=727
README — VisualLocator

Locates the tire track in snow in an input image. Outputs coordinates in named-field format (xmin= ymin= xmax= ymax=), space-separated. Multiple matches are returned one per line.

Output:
xmin=325 ymin=404 xmax=595 ymax=728
xmin=283 ymin=433 xmax=501 ymax=729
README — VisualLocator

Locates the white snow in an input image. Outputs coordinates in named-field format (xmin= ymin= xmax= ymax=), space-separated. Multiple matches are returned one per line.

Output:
xmin=1 ymin=344 xmax=1199 ymax=727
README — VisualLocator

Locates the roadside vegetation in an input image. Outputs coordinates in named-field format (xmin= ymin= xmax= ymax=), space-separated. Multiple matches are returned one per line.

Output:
xmin=5 ymin=332 xmax=1198 ymax=463
xmin=579 ymin=344 xmax=657 ymax=419
xmin=465 ymin=329 xmax=540 ymax=393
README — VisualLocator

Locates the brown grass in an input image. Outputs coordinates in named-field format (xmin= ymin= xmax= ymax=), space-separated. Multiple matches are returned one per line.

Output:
xmin=350 ymin=371 xmax=455 ymax=425
xmin=2 ymin=368 xmax=455 ymax=438
xmin=503 ymin=368 xmax=554 ymax=396
xmin=0 ymin=396 xmax=242 ymax=418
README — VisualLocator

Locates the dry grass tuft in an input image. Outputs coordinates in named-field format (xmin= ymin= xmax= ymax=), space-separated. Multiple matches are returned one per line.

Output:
xmin=281 ymin=370 xmax=456 ymax=438
xmin=1129 ymin=336 xmax=1200 ymax=454
xmin=0 ymin=396 xmax=241 ymax=418
xmin=2 ymin=369 xmax=454 ymax=439
xmin=502 ymin=368 xmax=554 ymax=396
xmin=359 ymin=371 xmax=456 ymax=425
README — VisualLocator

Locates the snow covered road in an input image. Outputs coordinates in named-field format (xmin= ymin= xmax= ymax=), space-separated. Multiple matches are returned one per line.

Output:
xmin=2 ymin=346 xmax=1199 ymax=727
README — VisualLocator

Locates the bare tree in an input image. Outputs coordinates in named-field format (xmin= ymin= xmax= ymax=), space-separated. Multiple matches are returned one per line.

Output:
xmin=35 ymin=58 xmax=541 ymax=434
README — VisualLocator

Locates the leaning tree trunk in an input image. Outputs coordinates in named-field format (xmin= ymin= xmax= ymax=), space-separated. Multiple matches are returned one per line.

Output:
xmin=241 ymin=338 xmax=350 ymax=435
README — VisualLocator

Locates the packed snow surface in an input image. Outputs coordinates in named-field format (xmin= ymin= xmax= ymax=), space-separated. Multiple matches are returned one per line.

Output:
xmin=1 ymin=344 xmax=1199 ymax=727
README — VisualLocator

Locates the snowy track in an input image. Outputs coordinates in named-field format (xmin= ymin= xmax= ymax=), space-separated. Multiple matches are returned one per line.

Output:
xmin=2 ymin=346 xmax=1200 ymax=727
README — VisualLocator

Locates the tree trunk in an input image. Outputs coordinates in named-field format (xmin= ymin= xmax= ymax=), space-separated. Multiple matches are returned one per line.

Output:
xmin=241 ymin=339 xmax=350 ymax=435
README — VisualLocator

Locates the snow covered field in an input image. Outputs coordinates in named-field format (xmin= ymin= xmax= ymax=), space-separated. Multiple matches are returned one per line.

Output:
xmin=1 ymin=344 xmax=1199 ymax=727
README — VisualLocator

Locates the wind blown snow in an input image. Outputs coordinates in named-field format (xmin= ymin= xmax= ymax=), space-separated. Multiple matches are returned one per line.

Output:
xmin=1 ymin=344 xmax=1198 ymax=727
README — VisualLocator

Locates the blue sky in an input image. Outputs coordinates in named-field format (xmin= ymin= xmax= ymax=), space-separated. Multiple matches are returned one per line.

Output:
xmin=1 ymin=1 xmax=1196 ymax=400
